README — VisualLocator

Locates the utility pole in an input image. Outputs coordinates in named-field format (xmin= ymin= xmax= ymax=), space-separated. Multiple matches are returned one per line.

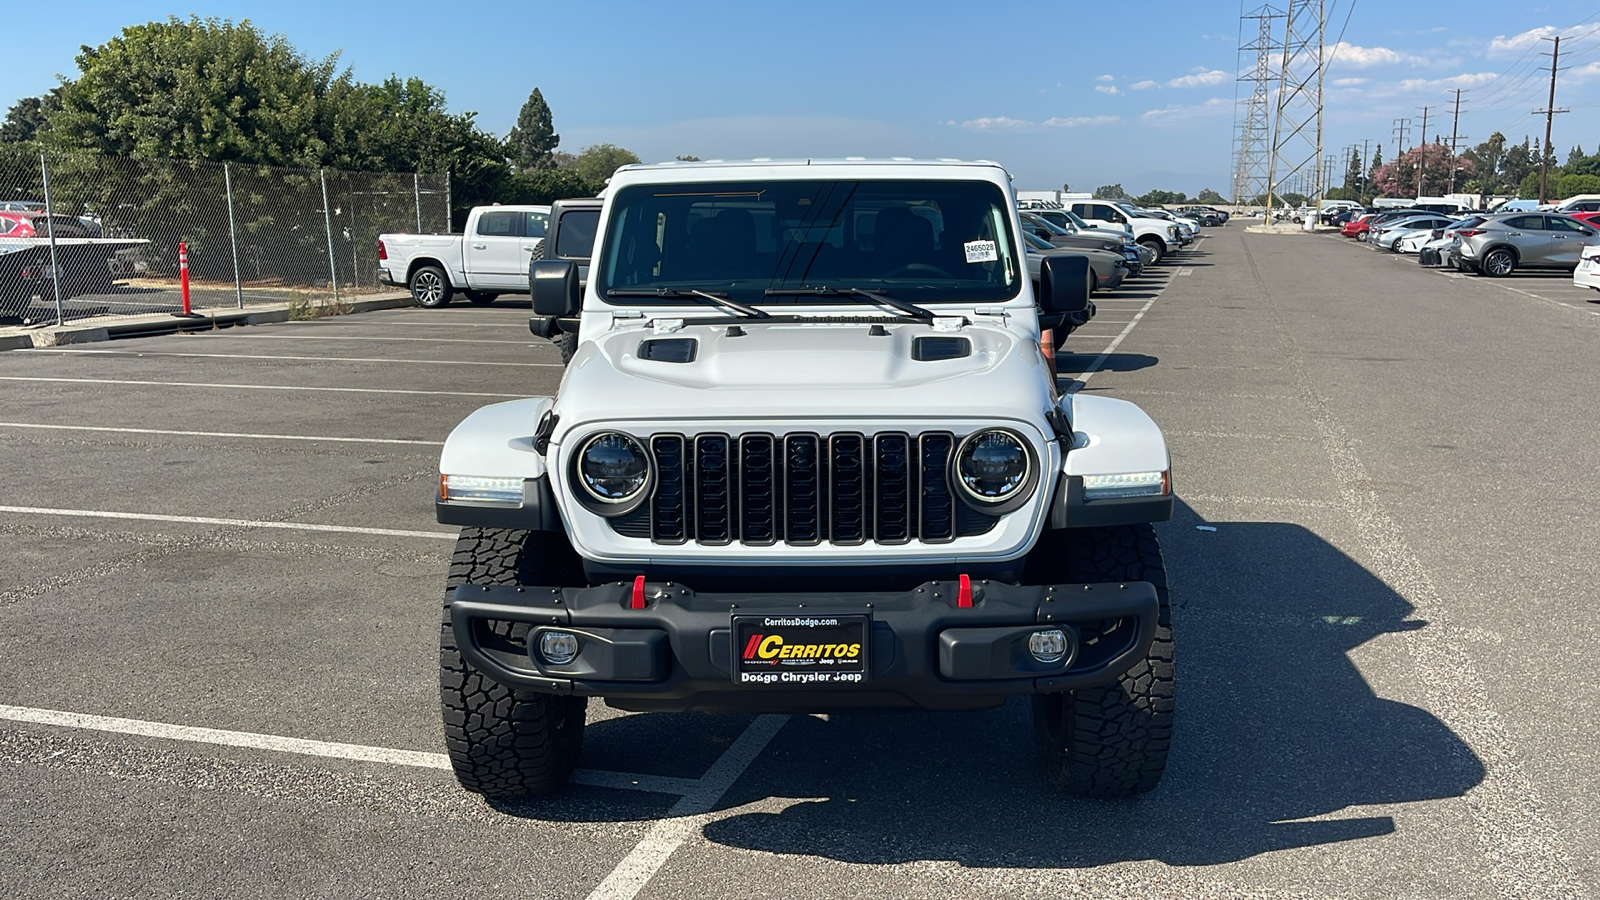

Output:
xmin=1447 ymin=89 xmax=1466 ymax=194
xmin=1415 ymin=105 xmax=1431 ymax=198
xmin=1392 ymin=117 xmax=1410 ymax=157
xmin=1534 ymin=35 xmax=1569 ymax=204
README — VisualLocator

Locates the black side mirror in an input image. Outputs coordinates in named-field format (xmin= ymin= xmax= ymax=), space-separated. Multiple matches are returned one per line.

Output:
xmin=1038 ymin=255 xmax=1091 ymax=315
xmin=530 ymin=259 xmax=580 ymax=317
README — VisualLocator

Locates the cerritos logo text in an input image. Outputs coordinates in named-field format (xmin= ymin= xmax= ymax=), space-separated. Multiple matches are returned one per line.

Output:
xmin=740 ymin=633 xmax=862 ymax=662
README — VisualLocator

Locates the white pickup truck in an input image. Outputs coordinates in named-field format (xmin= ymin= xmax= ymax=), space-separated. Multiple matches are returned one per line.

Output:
xmin=379 ymin=205 xmax=550 ymax=307
xmin=1064 ymin=200 xmax=1182 ymax=264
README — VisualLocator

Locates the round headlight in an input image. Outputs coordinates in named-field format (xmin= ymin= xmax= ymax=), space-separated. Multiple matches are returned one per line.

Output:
xmin=577 ymin=432 xmax=650 ymax=503
xmin=955 ymin=430 xmax=1033 ymax=504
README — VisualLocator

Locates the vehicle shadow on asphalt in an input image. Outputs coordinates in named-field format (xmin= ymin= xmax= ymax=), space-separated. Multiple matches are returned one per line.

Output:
xmin=1055 ymin=353 xmax=1159 ymax=381
xmin=699 ymin=498 xmax=1484 ymax=867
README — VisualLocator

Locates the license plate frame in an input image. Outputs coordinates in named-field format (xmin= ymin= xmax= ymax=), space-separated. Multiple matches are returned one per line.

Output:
xmin=732 ymin=613 xmax=870 ymax=687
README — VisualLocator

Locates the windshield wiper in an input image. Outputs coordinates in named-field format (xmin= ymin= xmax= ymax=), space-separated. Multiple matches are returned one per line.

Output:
xmin=763 ymin=286 xmax=934 ymax=320
xmin=605 ymin=288 xmax=769 ymax=318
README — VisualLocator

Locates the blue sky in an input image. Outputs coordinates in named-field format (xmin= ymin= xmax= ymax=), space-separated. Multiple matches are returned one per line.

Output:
xmin=5 ymin=1 xmax=1599 ymax=195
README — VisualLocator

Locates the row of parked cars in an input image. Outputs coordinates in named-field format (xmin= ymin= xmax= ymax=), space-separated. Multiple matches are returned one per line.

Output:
xmin=1337 ymin=196 xmax=1600 ymax=286
xmin=382 ymin=194 xmax=1214 ymax=323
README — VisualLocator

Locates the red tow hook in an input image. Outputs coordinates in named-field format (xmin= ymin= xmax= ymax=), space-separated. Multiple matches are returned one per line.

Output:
xmin=630 ymin=575 xmax=647 ymax=609
xmin=956 ymin=574 xmax=973 ymax=608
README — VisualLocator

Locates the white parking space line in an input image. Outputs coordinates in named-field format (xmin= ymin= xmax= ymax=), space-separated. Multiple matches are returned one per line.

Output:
xmin=0 ymin=704 xmax=693 ymax=796
xmin=1176 ymin=268 xmax=1194 ymax=276
xmin=26 ymin=348 xmax=561 ymax=368
xmin=584 ymin=715 xmax=789 ymax=900
xmin=1064 ymin=291 xmax=1162 ymax=391
xmin=231 ymin=334 xmax=541 ymax=345
xmin=0 ymin=506 xmax=456 ymax=540
xmin=0 ymin=376 xmax=524 ymax=398
xmin=0 ymin=423 xmax=443 ymax=446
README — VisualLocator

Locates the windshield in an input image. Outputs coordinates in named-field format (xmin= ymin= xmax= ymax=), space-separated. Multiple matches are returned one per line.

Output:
xmin=595 ymin=179 xmax=1020 ymax=305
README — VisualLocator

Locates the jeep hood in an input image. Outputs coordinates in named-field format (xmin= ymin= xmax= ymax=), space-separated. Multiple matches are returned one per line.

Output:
xmin=554 ymin=320 xmax=1052 ymax=425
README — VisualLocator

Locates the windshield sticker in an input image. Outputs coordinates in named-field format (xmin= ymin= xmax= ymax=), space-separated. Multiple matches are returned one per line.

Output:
xmin=963 ymin=240 xmax=998 ymax=263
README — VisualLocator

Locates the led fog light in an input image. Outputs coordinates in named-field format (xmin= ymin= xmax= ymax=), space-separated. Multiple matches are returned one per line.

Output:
xmin=538 ymin=631 xmax=580 ymax=666
xmin=1028 ymin=629 xmax=1068 ymax=664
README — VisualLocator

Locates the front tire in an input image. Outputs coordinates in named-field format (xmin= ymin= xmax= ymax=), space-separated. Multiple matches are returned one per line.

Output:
xmin=1356 ymin=231 xmax=1368 ymax=243
xmin=1028 ymin=524 xmax=1174 ymax=797
xmin=410 ymin=265 xmax=453 ymax=308
xmin=1138 ymin=238 xmax=1166 ymax=265
xmin=440 ymin=528 xmax=587 ymax=798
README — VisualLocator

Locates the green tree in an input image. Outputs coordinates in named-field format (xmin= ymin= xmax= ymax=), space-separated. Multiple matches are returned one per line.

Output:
xmin=1557 ymin=173 xmax=1600 ymax=198
xmin=507 ymin=87 xmax=559 ymax=170
xmin=1195 ymin=188 xmax=1225 ymax=204
xmin=1342 ymin=150 xmax=1362 ymax=192
xmin=0 ymin=91 xmax=59 ymax=143
xmin=507 ymin=167 xmax=602 ymax=204
xmin=1134 ymin=188 xmax=1187 ymax=207
xmin=1091 ymin=183 xmax=1126 ymax=199
xmin=1462 ymin=132 xmax=1507 ymax=190
xmin=1499 ymin=138 xmax=1534 ymax=193
xmin=574 ymin=143 xmax=642 ymax=185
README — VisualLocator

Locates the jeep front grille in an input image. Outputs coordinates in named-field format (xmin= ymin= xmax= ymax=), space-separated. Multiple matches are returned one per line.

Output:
xmin=608 ymin=431 xmax=999 ymax=545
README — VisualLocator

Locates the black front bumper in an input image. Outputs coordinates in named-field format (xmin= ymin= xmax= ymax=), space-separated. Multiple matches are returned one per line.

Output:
xmin=447 ymin=578 xmax=1159 ymax=713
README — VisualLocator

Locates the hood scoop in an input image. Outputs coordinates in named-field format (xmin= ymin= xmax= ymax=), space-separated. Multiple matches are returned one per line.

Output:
xmin=638 ymin=338 xmax=698 ymax=363
xmin=912 ymin=336 xmax=972 ymax=361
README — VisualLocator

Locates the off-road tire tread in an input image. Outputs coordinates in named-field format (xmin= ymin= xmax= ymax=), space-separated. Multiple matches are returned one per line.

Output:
xmin=1033 ymin=523 xmax=1174 ymax=797
xmin=440 ymin=527 xmax=586 ymax=798
xmin=552 ymin=332 xmax=577 ymax=366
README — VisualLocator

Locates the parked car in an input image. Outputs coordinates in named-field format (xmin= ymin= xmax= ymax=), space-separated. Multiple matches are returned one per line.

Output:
xmin=1372 ymin=215 xmax=1455 ymax=252
xmin=1065 ymin=199 xmax=1182 ymax=263
xmin=379 ymin=205 xmax=550 ymax=307
xmin=1019 ymin=212 xmax=1141 ymax=275
xmin=1456 ymin=213 xmax=1600 ymax=277
xmin=1022 ymin=230 xmax=1125 ymax=294
xmin=1341 ymin=213 xmax=1377 ymax=240
xmin=1026 ymin=208 xmax=1150 ymax=272
xmin=1575 ymin=243 xmax=1600 ymax=293
xmin=1554 ymin=194 xmax=1600 ymax=215
xmin=1412 ymin=216 xmax=1485 ymax=266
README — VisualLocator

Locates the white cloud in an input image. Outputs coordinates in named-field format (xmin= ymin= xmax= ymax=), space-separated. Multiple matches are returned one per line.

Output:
xmin=1126 ymin=68 xmax=1233 ymax=91
xmin=955 ymin=116 xmax=1034 ymax=131
xmin=1166 ymin=69 xmax=1228 ymax=88
xmin=1095 ymin=84 xmax=1122 ymax=95
xmin=1041 ymin=115 xmax=1120 ymax=128
xmin=1139 ymin=98 xmax=1232 ymax=127
xmin=953 ymin=115 xmax=1119 ymax=131
xmin=1324 ymin=42 xmax=1413 ymax=67
xmin=1394 ymin=71 xmax=1499 ymax=92
xmin=1486 ymin=25 xmax=1587 ymax=57
xmin=1332 ymin=77 xmax=1368 ymax=86
xmin=1095 ymin=74 xmax=1115 ymax=83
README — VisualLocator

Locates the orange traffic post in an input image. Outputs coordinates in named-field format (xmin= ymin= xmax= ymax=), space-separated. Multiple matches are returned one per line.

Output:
xmin=179 ymin=242 xmax=191 ymax=314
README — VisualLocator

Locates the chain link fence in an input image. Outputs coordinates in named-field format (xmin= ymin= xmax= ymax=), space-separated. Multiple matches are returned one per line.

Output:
xmin=0 ymin=147 xmax=449 ymax=327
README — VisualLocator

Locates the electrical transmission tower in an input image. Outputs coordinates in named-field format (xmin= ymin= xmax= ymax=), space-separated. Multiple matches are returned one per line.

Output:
xmin=1265 ymin=0 xmax=1326 ymax=219
xmin=1232 ymin=4 xmax=1284 ymax=205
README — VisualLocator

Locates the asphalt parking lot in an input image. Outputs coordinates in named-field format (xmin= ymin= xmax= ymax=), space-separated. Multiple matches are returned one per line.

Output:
xmin=2 ymin=227 xmax=1596 ymax=899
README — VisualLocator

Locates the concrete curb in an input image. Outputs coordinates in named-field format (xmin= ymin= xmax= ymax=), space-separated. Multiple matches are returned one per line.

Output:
xmin=0 ymin=293 xmax=414 ymax=352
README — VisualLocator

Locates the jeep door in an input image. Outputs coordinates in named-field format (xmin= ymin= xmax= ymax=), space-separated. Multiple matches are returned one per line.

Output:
xmin=1547 ymin=215 xmax=1598 ymax=266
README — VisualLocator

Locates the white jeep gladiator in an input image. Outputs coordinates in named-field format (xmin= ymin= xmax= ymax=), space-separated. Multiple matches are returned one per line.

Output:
xmin=434 ymin=159 xmax=1175 ymax=799
xmin=378 ymin=205 xmax=550 ymax=307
